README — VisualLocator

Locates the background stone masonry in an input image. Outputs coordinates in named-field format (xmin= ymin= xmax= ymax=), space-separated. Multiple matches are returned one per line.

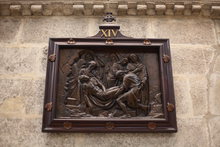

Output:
xmin=1 ymin=0 xmax=220 ymax=17
xmin=1 ymin=0 xmax=220 ymax=147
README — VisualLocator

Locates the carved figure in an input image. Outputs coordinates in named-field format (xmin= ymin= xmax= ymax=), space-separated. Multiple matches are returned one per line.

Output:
xmin=107 ymin=57 xmax=128 ymax=87
xmin=79 ymin=75 xmax=118 ymax=111
xmin=115 ymin=72 xmax=148 ymax=117
xmin=64 ymin=51 xmax=105 ymax=105
xmin=148 ymin=93 xmax=164 ymax=118
xmin=63 ymin=50 xmax=161 ymax=118
xmin=127 ymin=54 xmax=149 ymax=105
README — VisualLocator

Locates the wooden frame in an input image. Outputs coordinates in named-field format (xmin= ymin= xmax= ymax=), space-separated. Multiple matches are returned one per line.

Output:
xmin=42 ymin=23 xmax=177 ymax=133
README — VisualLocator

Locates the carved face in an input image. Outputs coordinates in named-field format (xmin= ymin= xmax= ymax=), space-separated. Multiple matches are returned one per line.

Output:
xmin=120 ymin=58 xmax=128 ymax=65
xmin=79 ymin=75 xmax=90 ymax=83
xmin=85 ymin=53 xmax=94 ymax=61
xmin=129 ymin=54 xmax=139 ymax=63
xmin=110 ymin=54 xmax=119 ymax=62
xmin=88 ymin=61 xmax=97 ymax=70
xmin=116 ymin=70 xmax=127 ymax=79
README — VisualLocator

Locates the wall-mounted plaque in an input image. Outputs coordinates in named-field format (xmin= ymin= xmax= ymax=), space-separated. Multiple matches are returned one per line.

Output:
xmin=42 ymin=13 xmax=177 ymax=132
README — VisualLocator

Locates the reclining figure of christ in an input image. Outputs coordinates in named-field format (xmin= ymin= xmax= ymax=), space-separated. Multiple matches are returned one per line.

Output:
xmin=79 ymin=71 xmax=148 ymax=116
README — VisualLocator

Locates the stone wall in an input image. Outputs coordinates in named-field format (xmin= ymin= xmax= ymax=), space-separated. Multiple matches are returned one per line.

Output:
xmin=1 ymin=1 xmax=220 ymax=17
xmin=0 ymin=9 xmax=220 ymax=147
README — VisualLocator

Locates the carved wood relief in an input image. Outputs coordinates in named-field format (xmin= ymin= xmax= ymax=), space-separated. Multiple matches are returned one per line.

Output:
xmin=42 ymin=13 xmax=177 ymax=132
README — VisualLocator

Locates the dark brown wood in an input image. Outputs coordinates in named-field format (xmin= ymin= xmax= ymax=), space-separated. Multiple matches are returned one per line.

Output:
xmin=42 ymin=14 xmax=177 ymax=133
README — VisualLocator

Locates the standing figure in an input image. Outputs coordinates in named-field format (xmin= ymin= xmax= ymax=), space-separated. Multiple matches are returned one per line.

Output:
xmin=105 ymin=53 xmax=119 ymax=87
xmin=127 ymin=54 xmax=149 ymax=105
xmin=115 ymin=72 xmax=148 ymax=117
xmin=107 ymin=57 xmax=129 ymax=87
xmin=64 ymin=50 xmax=105 ymax=105
xmin=78 ymin=50 xmax=105 ymax=81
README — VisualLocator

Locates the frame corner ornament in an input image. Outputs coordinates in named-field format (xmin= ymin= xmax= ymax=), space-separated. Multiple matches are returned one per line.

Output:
xmin=162 ymin=55 xmax=170 ymax=63
xmin=63 ymin=122 xmax=72 ymax=129
xmin=67 ymin=38 xmax=76 ymax=44
xmin=105 ymin=39 xmax=114 ymax=45
xmin=45 ymin=102 xmax=52 ymax=111
xmin=143 ymin=40 xmax=151 ymax=45
xmin=106 ymin=122 xmax=115 ymax=130
xmin=48 ymin=54 xmax=56 ymax=62
xmin=148 ymin=122 xmax=157 ymax=130
xmin=167 ymin=103 xmax=175 ymax=112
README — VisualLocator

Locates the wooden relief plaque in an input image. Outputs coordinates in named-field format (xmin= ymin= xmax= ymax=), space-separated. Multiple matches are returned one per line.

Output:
xmin=42 ymin=13 xmax=177 ymax=132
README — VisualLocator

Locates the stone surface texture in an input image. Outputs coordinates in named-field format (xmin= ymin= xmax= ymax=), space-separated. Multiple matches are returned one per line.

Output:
xmin=0 ymin=4 xmax=220 ymax=147
xmin=1 ymin=1 xmax=220 ymax=18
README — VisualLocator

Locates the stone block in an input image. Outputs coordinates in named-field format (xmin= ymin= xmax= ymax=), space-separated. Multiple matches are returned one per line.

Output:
xmin=146 ymin=2 xmax=155 ymax=15
xmin=0 ymin=17 xmax=21 ymax=43
xmin=117 ymin=17 xmax=151 ymax=38
xmin=155 ymin=5 xmax=166 ymax=15
xmin=0 ymin=118 xmax=45 ymax=146
xmin=20 ymin=17 xmax=90 ymax=43
xmin=170 ymin=45 xmax=214 ymax=74
xmin=50 ymin=3 xmax=64 ymax=16
xmin=93 ymin=5 xmax=104 ymax=15
xmin=0 ymin=78 xmax=45 ymax=115
xmin=189 ymin=75 xmax=208 ymax=116
xmin=84 ymin=2 xmax=93 ymax=16
xmin=215 ymin=20 xmax=220 ymax=32
xmin=38 ymin=46 xmax=48 ymax=74
xmin=214 ymin=20 xmax=220 ymax=44
xmin=0 ymin=4 xmax=10 ymax=16
xmin=10 ymin=5 xmax=21 ymax=16
xmin=184 ymin=4 xmax=192 ymax=16
xmin=0 ymin=79 xmax=23 ymax=104
xmin=24 ymin=78 xmax=45 ymax=115
xmin=173 ymin=76 xmax=193 ymax=117
xmin=128 ymin=2 xmax=136 ymax=9
xmin=203 ymin=47 xmax=216 ymax=66
xmin=127 ymin=2 xmax=137 ymax=16
xmin=63 ymin=4 xmax=73 ymax=16
xmin=73 ymin=4 xmax=84 ymax=15
xmin=192 ymin=5 xmax=201 ymax=15
xmin=127 ymin=9 xmax=136 ymax=16
xmin=211 ymin=6 xmax=220 ymax=17
xmin=213 ymin=54 xmax=220 ymax=73
xmin=151 ymin=18 xmax=216 ymax=44
xmin=209 ymin=73 xmax=220 ymax=115
xmin=0 ymin=97 xmax=25 ymax=117
xmin=118 ymin=4 xmax=128 ymax=16
xmin=209 ymin=116 xmax=220 ymax=147
xmin=201 ymin=4 xmax=211 ymax=17
xmin=127 ymin=9 xmax=137 ymax=16
xmin=0 ymin=46 xmax=42 ymax=75
xmin=173 ymin=118 xmax=209 ymax=147
xmin=31 ymin=5 xmax=42 ymax=16
xmin=165 ymin=3 xmax=174 ymax=16
xmin=174 ymin=5 xmax=184 ymax=15
xmin=42 ymin=4 xmax=53 ymax=16
xmin=22 ymin=4 xmax=31 ymax=16
xmin=104 ymin=2 xmax=118 ymax=16
xmin=137 ymin=5 xmax=147 ymax=15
